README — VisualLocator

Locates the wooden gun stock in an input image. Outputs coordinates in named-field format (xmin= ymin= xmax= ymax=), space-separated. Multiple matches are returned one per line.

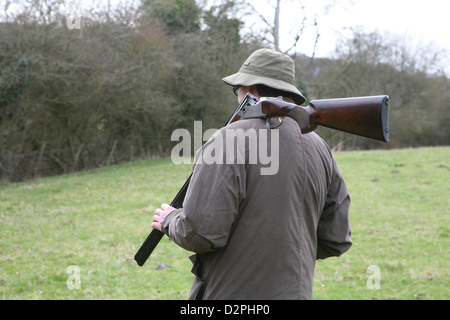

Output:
xmin=260 ymin=95 xmax=390 ymax=142
xmin=305 ymin=95 xmax=390 ymax=142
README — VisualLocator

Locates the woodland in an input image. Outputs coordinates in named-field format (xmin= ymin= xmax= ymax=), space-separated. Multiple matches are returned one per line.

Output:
xmin=1 ymin=0 xmax=449 ymax=182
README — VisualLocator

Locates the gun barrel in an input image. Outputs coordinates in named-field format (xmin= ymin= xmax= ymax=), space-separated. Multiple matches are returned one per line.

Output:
xmin=134 ymin=175 xmax=191 ymax=266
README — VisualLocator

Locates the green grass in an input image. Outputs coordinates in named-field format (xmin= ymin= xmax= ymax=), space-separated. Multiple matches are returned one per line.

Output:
xmin=314 ymin=147 xmax=450 ymax=300
xmin=1 ymin=147 xmax=449 ymax=300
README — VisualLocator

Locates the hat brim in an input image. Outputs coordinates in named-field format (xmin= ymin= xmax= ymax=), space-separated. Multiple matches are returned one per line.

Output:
xmin=223 ymin=71 xmax=306 ymax=105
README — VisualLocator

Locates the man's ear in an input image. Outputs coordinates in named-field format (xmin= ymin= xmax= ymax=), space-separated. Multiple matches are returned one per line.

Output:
xmin=247 ymin=85 xmax=261 ymax=99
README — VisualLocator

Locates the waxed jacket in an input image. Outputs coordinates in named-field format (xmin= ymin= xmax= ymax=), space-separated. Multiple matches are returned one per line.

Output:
xmin=161 ymin=116 xmax=352 ymax=300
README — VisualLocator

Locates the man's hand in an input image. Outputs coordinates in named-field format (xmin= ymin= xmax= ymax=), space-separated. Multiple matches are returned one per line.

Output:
xmin=151 ymin=203 xmax=175 ymax=232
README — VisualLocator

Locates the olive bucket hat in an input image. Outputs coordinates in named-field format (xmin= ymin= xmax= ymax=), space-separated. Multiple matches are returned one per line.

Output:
xmin=222 ymin=48 xmax=306 ymax=105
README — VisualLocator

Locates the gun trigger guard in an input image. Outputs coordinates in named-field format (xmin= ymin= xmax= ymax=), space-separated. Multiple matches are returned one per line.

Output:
xmin=266 ymin=116 xmax=283 ymax=129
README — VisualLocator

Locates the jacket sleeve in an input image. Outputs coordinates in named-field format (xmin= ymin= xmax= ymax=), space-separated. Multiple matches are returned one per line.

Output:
xmin=161 ymin=129 xmax=246 ymax=254
xmin=316 ymin=162 xmax=352 ymax=260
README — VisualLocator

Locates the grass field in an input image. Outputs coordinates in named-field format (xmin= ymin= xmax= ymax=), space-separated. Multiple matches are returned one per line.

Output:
xmin=0 ymin=147 xmax=449 ymax=300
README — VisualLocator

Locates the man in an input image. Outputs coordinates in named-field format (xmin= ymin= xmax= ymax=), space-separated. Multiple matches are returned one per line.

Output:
xmin=152 ymin=48 xmax=352 ymax=300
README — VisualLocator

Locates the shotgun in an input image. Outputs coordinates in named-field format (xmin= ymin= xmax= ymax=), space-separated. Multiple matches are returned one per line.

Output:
xmin=134 ymin=94 xmax=389 ymax=266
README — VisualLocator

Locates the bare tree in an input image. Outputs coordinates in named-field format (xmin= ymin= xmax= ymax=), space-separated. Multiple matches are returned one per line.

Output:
xmin=243 ymin=0 xmax=349 ymax=56
xmin=273 ymin=0 xmax=280 ymax=51
xmin=307 ymin=30 xmax=450 ymax=149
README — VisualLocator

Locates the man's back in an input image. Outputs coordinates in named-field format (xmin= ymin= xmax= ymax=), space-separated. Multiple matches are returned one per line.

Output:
xmin=163 ymin=116 xmax=352 ymax=299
